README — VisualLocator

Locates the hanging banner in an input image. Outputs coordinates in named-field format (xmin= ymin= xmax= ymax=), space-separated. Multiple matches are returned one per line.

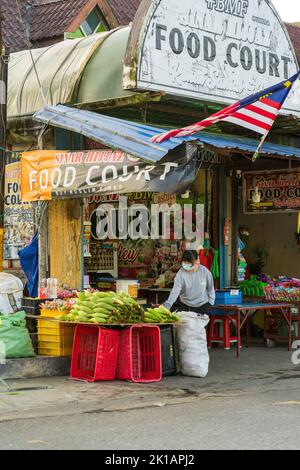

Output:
xmin=243 ymin=169 xmax=300 ymax=214
xmin=20 ymin=150 xmax=197 ymax=202
xmin=125 ymin=0 xmax=300 ymax=116
xmin=4 ymin=162 xmax=34 ymax=260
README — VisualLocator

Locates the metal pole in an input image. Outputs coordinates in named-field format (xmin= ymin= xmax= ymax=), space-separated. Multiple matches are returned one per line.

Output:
xmin=0 ymin=10 xmax=8 ymax=225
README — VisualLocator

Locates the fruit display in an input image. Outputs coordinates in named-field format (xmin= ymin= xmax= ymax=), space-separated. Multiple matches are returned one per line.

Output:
xmin=257 ymin=275 xmax=300 ymax=302
xmin=57 ymin=290 xmax=145 ymax=324
xmin=57 ymin=289 xmax=78 ymax=300
xmin=143 ymin=306 xmax=180 ymax=324
xmin=40 ymin=299 xmax=75 ymax=311
xmin=264 ymin=286 xmax=300 ymax=302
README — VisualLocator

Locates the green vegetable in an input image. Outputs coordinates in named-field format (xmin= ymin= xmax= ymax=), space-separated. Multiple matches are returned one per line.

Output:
xmin=74 ymin=305 xmax=92 ymax=314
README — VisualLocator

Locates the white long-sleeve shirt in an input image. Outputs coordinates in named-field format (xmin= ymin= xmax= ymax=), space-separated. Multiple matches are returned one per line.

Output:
xmin=164 ymin=265 xmax=215 ymax=310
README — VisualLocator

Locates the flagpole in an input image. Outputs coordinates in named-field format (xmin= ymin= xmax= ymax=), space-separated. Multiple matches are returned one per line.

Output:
xmin=252 ymin=134 xmax=268 ymax=162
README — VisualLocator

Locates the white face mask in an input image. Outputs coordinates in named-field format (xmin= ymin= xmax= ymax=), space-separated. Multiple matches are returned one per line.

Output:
xmin=182 ymin=262 xmax=194 ymax=271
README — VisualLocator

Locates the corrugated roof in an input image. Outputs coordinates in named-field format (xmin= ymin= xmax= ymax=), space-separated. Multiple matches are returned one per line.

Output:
xmin=1 ymin=0 xmax=139 ymax=53
xmin=34 ymin=104 xmax=300 ymax=162
xmin=29 ymin=0 xmax=91 ymax=41
xmin=2 ymin=0 xmax=300 ymax=68
xmin=1 ymin=0 xmax=29 ymax=53
xmin=285 ymin=23 xmax=300 ymax=64
xmin=1 ymin=0 xmax=91 ymax=52
xmin=107 ymin=0 xmax=140 ymax=25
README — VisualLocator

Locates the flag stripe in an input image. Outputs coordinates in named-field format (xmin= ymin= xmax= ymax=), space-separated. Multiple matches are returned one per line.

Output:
xmin=150 ymin=72 xmax=300 ymax=143
xmin=228 ymin=112 xmax=272 ymax=131
xmin=245 ymin=103 xmax=278 ymax=120
xmin=260 ymin=97 xmax=282 ymax=109
xmin=237 ymin=108 xmax=275 ymax=126
xmin=251 ymin=100 xmax=280 ymax=116
xmin=224 ymin=116 xmax=267 ymax=134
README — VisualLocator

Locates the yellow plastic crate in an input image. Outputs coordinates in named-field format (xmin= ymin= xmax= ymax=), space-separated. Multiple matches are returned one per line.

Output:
xmin=37 ymin=321 xmax=62 ymax=333
xmin=38 ymin=345 xmax=73 ymax=356
xmin=37 ymin=324 xmax=75 ymax=337
xmin=40 ymin=309 xmax=65 ymax=318
xmin=38 ymin=337 xmax=73 ymax=349
xmin=38 ymin=334 xmax=74 ymax=345
xmin=37 ymin=322 xmax=75 ymax=334
xmin=37 ymin=321 xmax=75 ymax=356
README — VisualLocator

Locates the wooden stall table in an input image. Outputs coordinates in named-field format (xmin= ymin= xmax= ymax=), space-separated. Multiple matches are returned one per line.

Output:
xmin=213 ymin=303 xmax=292 ymax=358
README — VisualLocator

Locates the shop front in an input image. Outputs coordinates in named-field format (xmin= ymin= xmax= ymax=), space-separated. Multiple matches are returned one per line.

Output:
xmin=17 ymin=131 xmax=300 ymax=359
xmin=3 ymin=0 xmax=300 ymax=373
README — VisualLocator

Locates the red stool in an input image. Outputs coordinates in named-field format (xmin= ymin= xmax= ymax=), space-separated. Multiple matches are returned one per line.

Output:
xmin=207 ymin=314 xmax=238 ymax=350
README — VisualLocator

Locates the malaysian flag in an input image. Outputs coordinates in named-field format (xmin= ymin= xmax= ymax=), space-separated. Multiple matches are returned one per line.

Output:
xmin=151 ymin=72 xmax=300 ymax=160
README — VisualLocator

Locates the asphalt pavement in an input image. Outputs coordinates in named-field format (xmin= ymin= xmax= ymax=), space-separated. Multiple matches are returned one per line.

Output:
xmin=0 ymin=344 xmax=300 ymax=450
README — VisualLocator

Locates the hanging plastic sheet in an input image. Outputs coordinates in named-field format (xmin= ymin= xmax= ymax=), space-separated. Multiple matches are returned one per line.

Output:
xmin=18 ymin=233 xmax=39 ymax=297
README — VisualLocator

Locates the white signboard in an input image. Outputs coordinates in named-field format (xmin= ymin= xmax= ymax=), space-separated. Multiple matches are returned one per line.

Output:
xmin=134 ymin=0 xmax=300 ymax=115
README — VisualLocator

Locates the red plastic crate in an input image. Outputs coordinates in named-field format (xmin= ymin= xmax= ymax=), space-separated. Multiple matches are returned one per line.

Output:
xmin=70 ymin=325 xmax=119 ymax=382
xmin=116 ymin=325 xmax=162 ymax=383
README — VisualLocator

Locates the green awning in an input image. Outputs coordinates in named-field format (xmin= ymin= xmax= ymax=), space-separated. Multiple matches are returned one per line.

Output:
xmin=8 ymin=26 xmax=137 ymax=119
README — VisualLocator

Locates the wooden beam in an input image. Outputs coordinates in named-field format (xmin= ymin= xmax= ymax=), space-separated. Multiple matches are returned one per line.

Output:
xmin=49 ymin=199 xmax=83 ymax=290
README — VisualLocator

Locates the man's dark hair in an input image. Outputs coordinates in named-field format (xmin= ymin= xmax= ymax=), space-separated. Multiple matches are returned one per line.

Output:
xmin=182 ymin=250 xmax=198 ymax=263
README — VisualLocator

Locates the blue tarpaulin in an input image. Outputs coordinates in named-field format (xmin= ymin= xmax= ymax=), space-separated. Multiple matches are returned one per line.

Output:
xmin=18 ymin=233 xmax=39 ymax=298
xmin=34 ymin=104 xmax=300 ymax=162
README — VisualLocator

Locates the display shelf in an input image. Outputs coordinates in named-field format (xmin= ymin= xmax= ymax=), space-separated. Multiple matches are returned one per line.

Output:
xmin=85 ymin=241 xmax=118 ymax=277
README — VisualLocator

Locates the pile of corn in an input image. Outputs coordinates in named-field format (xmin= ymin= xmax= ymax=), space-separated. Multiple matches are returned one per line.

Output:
xmin=58 ymin=290 xmax=144 ymax=324
xmin=143 ymin=306 xmax=180 ymax=324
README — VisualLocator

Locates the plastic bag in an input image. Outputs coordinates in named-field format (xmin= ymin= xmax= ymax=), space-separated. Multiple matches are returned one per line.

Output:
xmin=176 ymin=311 xmax=210 ymax=378
xmin=0 ymin=311 xmax=35 ymax=358
xmin=0 ymin=272 xmax=23 ymax=314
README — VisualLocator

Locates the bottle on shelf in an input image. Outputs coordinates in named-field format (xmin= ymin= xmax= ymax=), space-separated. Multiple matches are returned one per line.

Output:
xmin=38 ymin=278 xmax=48 ymax=299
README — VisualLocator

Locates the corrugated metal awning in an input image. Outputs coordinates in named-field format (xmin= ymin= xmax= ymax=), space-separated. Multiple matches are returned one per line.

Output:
xmin=34 ymin=104 xmax=300 ymax=162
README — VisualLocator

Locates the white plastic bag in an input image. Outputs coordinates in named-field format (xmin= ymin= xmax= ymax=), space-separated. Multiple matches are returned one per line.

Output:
xmin=0 ymin=273 xmax=23 ymax=314
xmin=176 ymin=311 xmax=210 ymax=378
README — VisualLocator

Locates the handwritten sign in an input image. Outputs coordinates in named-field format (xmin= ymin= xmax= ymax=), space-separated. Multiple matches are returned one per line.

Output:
xmin=126 ymin=0 xmax=300 ymax=116
xmin=4 ymin=162 xmax=34 ymax=259
xmin=243 ymin=169 xmax=300 ymax=214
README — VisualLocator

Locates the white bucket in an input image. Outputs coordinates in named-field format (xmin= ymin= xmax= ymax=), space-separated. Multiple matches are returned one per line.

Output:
xmin=116 ymin=279 xmax=139 ymax=295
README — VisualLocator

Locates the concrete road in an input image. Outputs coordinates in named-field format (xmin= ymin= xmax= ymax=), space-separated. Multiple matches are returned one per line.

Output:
xmin=0 ymin=385 xmax=300 ymax=450
xmin=0 ymin=344 xmax=300 ymax=450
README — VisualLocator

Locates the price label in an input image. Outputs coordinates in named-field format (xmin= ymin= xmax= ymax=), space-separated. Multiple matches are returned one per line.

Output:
xmin=230 ymin=290 xmax=240 ymax=296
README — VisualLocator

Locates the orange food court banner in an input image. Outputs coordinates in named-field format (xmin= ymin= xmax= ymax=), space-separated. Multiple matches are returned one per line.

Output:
xmin=21 ymin=150 xmax=197 ymax=202
xmin=21 ymin=150 xmax=61 ymax=202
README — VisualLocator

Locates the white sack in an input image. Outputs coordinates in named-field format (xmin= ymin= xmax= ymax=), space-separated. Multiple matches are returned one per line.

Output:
xmin=176 ymin=311 xmax=210 ymax=378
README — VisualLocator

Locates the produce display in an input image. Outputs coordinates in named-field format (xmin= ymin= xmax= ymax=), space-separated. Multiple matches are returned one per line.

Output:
xmin=40 ymin=299 xmax=75 ymax=311
xmin=143 ymin=306 xmax=180 ymax=324
xmin=38 ymin=289 xmax=181 ymax=325
xmin=57 ymin=290 xmax=145 ymax=324
xmin=244 ymin=275 xmax=300 ymax=302
xmin=57 ymin=288 xmax=79 ymax=300
xmin=239 ymin=276 xmax=267 ymax=297
xmin=264 ymin=286 xmax=300 ymax=302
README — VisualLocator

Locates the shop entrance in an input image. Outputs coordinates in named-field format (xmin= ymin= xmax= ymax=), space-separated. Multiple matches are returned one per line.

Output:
xmin=233 ymin=166 xmax=300 ymax=347
xmin=83 ymin=167 xmax=221 ymax=305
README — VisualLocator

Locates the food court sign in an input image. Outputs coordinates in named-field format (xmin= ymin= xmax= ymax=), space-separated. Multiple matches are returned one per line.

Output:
xmin=124 ymin=0 xmax=300 ymax=116
xmin=243 ymin=169 xmax=300 ymax=214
